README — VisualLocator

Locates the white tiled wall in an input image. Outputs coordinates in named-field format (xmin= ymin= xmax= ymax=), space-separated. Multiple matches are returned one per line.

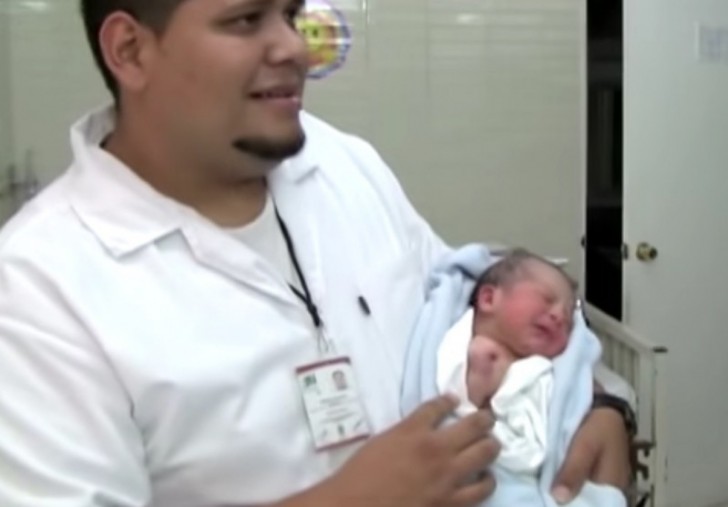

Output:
xmin=8 ymin=0 xmax=108 ymax=187
xmin=305 ymin=0 xmax=585 ymax=277
xmin=0 ymin=2 xmax=13 ymax=173
xmin=0 ymin=1 xmax=16 ymax=219
xmin=2 ymin=0 xmax=585 ymax=279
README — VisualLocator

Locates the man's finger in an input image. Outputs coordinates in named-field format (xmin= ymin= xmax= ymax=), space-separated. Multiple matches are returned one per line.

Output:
xmin=404 ymin=394 xmax=459 ymax=430
xmin=451 ymin=435 xmax=501 ymax=479
xmin=438 ymin=410 xmax=495 ymax=452
xmin=449 ymin=471 xmax=497 ymax=507
xmin=551 ymin=431 xmax=601 ymax=504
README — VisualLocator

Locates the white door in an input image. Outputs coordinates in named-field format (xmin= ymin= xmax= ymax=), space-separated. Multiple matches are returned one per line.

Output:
xmin=624 ymin=1 xmax=728 ymax=506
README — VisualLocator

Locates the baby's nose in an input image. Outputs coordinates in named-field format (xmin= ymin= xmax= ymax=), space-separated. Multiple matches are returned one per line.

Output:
xmin=548 ymin=304 xmax=567 ymax=325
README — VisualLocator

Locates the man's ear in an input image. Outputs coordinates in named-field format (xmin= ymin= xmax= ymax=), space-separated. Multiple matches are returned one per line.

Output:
xmin=475 ymin=284 xmax=498 ymax=315
xmin=98 ymin=11 xmax=157 ymax=94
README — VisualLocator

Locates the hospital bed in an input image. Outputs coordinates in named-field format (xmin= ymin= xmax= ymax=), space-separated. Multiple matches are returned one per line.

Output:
xmin=583 ymin=302 xmax=668 ymax=507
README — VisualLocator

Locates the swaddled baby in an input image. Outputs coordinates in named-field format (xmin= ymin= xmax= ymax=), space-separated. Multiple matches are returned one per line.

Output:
xmin=437 ymin=248 xmax=578 ymax=474
xmin=422 ymin=246 xmax=626 ymax=506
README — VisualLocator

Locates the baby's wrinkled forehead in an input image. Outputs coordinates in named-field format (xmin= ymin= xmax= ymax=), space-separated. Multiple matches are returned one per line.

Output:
xmin=520 ymin=259 xmax=576 ymax=299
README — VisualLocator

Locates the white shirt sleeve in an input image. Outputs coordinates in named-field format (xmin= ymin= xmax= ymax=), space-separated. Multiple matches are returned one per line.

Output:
xmin=0 ymin=261 xmax=151 ymax=507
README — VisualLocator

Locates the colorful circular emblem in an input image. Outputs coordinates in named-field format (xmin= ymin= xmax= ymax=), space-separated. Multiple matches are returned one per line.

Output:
xmin=296 ymin=0 xmax=352 ymax=79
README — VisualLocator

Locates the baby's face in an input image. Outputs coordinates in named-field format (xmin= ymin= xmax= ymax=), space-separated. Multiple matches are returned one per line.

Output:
xmin=491 ymin=262 xmax=575 ymax=358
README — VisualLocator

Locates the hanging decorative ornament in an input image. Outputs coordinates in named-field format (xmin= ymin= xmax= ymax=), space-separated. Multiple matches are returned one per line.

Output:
xmin=296 ymin=0 xmax=352 ymax=80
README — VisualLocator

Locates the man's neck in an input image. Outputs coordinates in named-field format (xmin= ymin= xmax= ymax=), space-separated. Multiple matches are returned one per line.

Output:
xmin=103 ymin=115 xmax=270 ymax=229
xmin=198 ymin=178 xmax=269 ymax=228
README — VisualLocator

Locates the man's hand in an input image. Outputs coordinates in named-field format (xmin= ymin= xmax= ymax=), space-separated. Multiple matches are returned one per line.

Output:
xmin=551 ymin=408 xmax=631 ymax=504
xmin=326 ymin=395 xmax=500 ymax=507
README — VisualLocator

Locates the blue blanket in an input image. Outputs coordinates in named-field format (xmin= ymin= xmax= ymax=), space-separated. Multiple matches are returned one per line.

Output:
xmin=400 ymin=244 xmax=626 ymax=507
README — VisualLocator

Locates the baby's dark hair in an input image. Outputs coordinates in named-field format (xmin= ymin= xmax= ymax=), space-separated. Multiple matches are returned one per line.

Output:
xmin=469 ymin=248 xmax=578 ymax=306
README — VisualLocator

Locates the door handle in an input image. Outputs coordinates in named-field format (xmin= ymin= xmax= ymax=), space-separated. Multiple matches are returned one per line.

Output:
xmin=636 ymin=242 xmax=658 ymax=262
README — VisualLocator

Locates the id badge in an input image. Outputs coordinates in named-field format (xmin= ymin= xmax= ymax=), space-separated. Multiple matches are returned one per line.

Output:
xmin=296 ymin=357 xmax=372 ymax=452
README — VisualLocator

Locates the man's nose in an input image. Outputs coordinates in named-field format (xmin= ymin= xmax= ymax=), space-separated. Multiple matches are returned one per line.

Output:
xmin=267 ymin=18 xmax=308 ymax=67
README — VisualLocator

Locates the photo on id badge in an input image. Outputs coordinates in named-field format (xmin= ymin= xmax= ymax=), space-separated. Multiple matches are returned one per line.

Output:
xmin=296 ymin=358 xmax=370 ymax=451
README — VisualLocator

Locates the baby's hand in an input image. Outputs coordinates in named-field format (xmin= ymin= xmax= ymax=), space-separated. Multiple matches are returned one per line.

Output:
xmin=466 ymin=336 xmax=514 ymax=408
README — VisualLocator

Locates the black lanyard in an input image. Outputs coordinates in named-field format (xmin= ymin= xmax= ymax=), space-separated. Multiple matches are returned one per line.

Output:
xmin=274 ymin=207 xmax=324 ymax=331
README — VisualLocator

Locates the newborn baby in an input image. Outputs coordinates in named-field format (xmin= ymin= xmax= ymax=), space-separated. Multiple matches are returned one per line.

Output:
xmin=465 ymin=248 xmax=577 ymax=409
xmin=421 ymin=246 xmax=627 ymax=506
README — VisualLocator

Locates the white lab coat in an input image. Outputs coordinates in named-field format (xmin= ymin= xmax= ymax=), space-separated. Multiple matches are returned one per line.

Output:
xmin=0 ymin=107 xmax=448 ymax=506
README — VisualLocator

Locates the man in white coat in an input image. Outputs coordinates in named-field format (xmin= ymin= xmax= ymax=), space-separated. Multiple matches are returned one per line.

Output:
xmin=0 ymin=0 xmax=631 ymax=506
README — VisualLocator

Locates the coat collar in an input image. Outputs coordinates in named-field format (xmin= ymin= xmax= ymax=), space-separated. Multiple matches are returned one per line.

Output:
xmin=68 ymin=105 xmax=321 ymax=257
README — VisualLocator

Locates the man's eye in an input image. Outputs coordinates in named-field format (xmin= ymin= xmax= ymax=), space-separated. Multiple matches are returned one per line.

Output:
xmin=285 ymin=6 xmax=303 ymax=26
xmin=230 ymin=12 xmax=265 ymax=29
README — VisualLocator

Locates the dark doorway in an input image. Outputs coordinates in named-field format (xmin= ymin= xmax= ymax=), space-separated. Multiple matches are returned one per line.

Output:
xmin=585 ymin=0 xmax=623 ymax=320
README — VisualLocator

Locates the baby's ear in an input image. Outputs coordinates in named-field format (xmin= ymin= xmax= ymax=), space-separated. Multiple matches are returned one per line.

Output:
xmin=475 ymin=284 xmax=498 ymax=314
